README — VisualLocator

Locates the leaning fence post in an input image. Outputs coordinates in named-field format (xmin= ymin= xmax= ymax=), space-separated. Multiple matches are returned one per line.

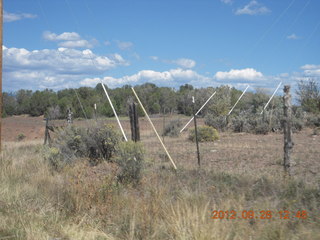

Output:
xmin=283 ymin=85 xmax=293 ymax=176
xmin=131 ymin=87 xmax=177 ymax=170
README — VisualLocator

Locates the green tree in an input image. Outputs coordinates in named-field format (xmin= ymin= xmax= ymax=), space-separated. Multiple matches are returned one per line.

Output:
xmin=296 ymin=79 xmax=320 ymax=113
xmin=29 ymin=89 xmax=58 ymax=116
xmin=16 ymin=89 xmax=32 ymax=114
xmin=3 ymin=92 xmax=17 ymax=116
xmin=177 ymin=84 xmax=194 ymax=115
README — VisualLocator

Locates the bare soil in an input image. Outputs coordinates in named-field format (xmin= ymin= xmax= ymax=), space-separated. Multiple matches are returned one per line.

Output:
xmin=2 ymin=115 xmax=45 ymax=142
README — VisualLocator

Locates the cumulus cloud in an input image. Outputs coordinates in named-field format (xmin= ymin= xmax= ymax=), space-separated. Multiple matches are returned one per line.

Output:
xmin=116 ymin=40 xmax=134 ymax=50
xmin=214 ymin=68 xmax=263 ymax=81
xmin=58 ymin=40 xmax=93 ymax=48
xmin=80 ymin=68 xmax=210 ymax=88
xmin=3 ymin=46 xmax=128 ymax=90
xmin=301 ymin=64 xmax=320 ymax=70
xmin=287 ymin=34 xmax=300 ymax=40
xmin=43 ymin=31 xmax=81 ymax=41
xmin=43 ymin=31 xmax=97 ymax=49
xmin=235 ymin=1 xmax=270 ymax=15
xmin=172 ymin=58 xmax=196 ymax=68
xmin=301 ymin=64 xmax=320 ymax=77
xmin=4 ymin=11 xmax=37 ymax=22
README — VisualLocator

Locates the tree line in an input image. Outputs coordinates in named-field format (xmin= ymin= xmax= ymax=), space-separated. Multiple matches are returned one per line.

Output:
xmin=2 ymin=79 xmax=320 ymax=119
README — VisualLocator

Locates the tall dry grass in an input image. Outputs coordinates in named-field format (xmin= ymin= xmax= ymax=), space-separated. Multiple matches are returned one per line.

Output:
xmin=0 ymin=141 xmax=319 ymax=239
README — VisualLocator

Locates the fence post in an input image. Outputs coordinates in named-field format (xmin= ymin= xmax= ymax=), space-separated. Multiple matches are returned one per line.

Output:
xmin=192 ymin=96 xmax=201 ymax=167
xmin=283 ymin=85 xmax=293 ymax=176
xmin=94 ymin=103 xmax=97 ymax=122
xmin=129 ymin=101 xmax=140 ymax=142
xmin=162 ymin=108 xmax=166 ymax=143
xmin=44 ymin=118 xmax=51 ymax=146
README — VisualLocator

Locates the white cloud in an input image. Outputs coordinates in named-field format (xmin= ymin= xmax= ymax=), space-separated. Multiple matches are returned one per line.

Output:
xmin=43 ymin=31 xmax=97 ymax=49
xmin=43 ymin=31 xmax=81 ymax=41
xmin=150 ymin=56 xmax=196 ymax=68
xmin=235 ymin=1 xmax=270 ymax=15
xmin=80 ymin=68 xmax=210 ymax=88
xmin=58 ymin=40 xmax=93 ymax=48
xmin=150 ymin=56 xmax=159 ymax=61
xmin=4 ymin=11 xmax=37 ymax=22
xmin=3 ymin=46 xmax=126 ymax=73
xmin=214 ymin=68 xmax=263 ymax=81
xmin=116 ymin=40 xmax=134 ymax=50
xmin=301 ymin=64 xmax=320 ymax=70
xmin=287 ymin=34 xmax=300 ymax=40
xmin=3 ymin=45 xmax=128 ymax=90
xmin=220 ymin=0 xmax=233 ymax=4
xmin=104 ymin=41 xmax=111 ymax=46
xmin=172 ymin=58 xmax=196 ymax=68
xmin=300 ymin=64 xmax=320 ymax=77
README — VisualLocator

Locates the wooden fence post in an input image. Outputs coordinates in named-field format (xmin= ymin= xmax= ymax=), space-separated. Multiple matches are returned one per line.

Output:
xmin=129 ymin=101 xmax=140 ymax=142
xmin=283 ymin=85 xmax=293 ymax=176
xmin=44 ymin=118 xmax=51 ymax=146
xmin=192 ymin=96 xmax=201 ymax=167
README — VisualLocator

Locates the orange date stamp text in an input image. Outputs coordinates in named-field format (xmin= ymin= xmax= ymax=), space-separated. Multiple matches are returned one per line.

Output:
xmin=211 ymin=210 xmax=308 ymax=220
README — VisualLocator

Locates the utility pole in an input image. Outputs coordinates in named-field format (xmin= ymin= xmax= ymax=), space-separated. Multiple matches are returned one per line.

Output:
xmin=0 ymin=0 xmax=3 ymax=151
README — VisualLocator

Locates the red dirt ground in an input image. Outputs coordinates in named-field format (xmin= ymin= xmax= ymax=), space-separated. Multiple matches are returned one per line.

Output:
xmin=2 ymin=115 xmax=46 ymax=142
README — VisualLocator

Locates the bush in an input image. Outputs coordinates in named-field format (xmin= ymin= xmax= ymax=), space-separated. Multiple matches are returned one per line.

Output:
xmin=254 ymin=121 xmax=269 ymax=135
xmin=17 ymin=133 xmax=26 ymax=141
xmin=189 ymin=126 xmax=219 ymax=142
xmin=204 ymin=114 xmax=227 ymax=131
xmin=231 ymin=115 xmax=250 ymax=133
xmin=115 ymin=141 xmax=144 ymax=184
xmin=162 ymin=119 xmax=182 ymax=137
xmin=313 ymin=127 xmax=320 ymax=136
xmin=46 ymin=124 xmax=121 ymax=169
xmin=306 ymin=113 xmax=320 ymax=127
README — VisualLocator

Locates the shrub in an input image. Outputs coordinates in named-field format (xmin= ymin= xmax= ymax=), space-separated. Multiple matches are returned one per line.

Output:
xmin=306 ymin=113 xmax=320 ymax=127
xmin=189 ymin=126 xmax=219 ymax=142
xmin=313 ymin=127 xmax=320 ymax=136
xmin=292 ymin=118 xmax=304 ymax=132
xmin=17 ymin=133 xmax=26 ymax=141
xmin=204 ymin=114 xmax=227 ymax=131
xmin=231 ymin=115 xmax=250 ymax=133
xmin=115 ymin=141 xmax=144 ymax=184
xmin=162 ymin=119 xmax=182 ymax=137
xmin=46 ymin=124 xmax=121 ymax=168
xmin=254 ymin=121 xmax=269 ymax=135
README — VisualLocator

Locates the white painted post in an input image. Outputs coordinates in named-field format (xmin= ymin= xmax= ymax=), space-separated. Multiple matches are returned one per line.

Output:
xmin=180 ymin=91 xmax=216 ymax=133
xmin=260 ymin=82 xmax=282 ymax=115
xmin=131 ymin=87 xmax=177 ymax=170
xmin=101 ymin=82 xmax=128 ymax=142
xmin=228 ymin=85 xmax=249 ymax=115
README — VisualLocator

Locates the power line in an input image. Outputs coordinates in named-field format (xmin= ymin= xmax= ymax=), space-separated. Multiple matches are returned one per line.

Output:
xmin=246 ymin=0 xmax=297 ymax=59
xmin=73 ymin=88 xmax=89 ymax=121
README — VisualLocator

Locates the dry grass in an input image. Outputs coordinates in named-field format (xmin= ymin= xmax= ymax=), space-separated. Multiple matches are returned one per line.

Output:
xmin=0 ymin=117 xmax=319 ymax=239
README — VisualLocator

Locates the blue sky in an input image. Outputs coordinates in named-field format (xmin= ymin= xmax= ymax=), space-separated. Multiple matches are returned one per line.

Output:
xmin=3 ymin=0 xmax=320 ymax=92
